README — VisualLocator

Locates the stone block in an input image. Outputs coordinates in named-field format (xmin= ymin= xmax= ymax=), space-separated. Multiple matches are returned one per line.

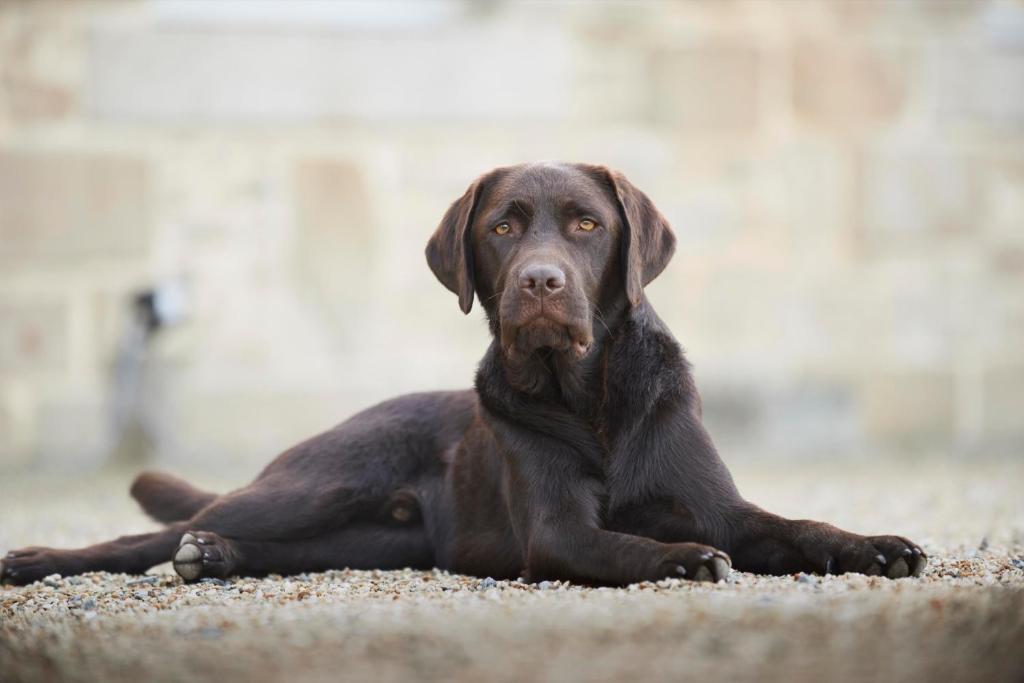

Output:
xmin=937 ymin=50 xmax=1024 ymax=131
xmin=860 ymin=371 xmax=955 ymax=446
xmin=650 ymin=46 xmax=760 ymax=131
xmin=0 ymin=384 xmax=35 ymax=467
xmin=0 ymin=151 xmax=151 ymax=262
xmin=86 ymin=23 xmax=571 ymax=122
xmin=0 ymin=1 xmax=81 ymax=123
xmin=982 ymin=365 xmax=1024 ymax=444
xmin=760 ymin=380 xmax=861 ymax=456
xmin=792 ymin=41 xmax=908 ymax=129
xmin=785 ymin=0 xmax=984 ymax=36
xmin=34 ymin=392 xmax=112 ymax=469
xmin=291 ymin=159 xmax=377 ymax=319
xmin=169 ymin=390 xmax=354 ymax=468
xmin=982 ymin=156 xmax=1024 ymax=246
xmin=700 ymin=377 xmax=860 ymax=458
xmin=0 ymin=392 xmax=17 ymax=464
xmin=0 ymin=298 xmax=69 ymax=374
xmin=859 ymin=148 xmax=979 ymax=238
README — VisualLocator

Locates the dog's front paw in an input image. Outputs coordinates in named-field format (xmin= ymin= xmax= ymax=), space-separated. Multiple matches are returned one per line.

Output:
xmin=805 ymin=532 xmax=927 ymax=579
xmin=657 ymin=543 xmax=732 ymax=583
xmin=172 ymin=532 xmax=239 ymax=582
xmin=860 ymin=535 xmax=928 ymax=578
xmin=2 ymin=547 xmax=76 ymax=586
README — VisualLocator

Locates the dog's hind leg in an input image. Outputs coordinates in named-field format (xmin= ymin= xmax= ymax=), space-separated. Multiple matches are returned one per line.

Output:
xmin=169 ymin=476 xmax=445 ymax=581
xmin=3 ymin=471 xmax=221 ymax=584
xmin=130 ymin=472 xmax=219 ymax=523
xmin=1 ymin=480 xmax=420 ymax=585
xmin=171 ymin=524 xmax=433 ymax=581
xmin=4 ymin=391 xmax=459 ymax=586
xmin=2 ymin=524 xmax=189 ymax=585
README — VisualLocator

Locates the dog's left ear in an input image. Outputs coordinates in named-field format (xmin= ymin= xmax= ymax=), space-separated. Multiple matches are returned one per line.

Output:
xmin=425 ymin=176 xmax=486 ymax=314
xmin=589 ymin=166 xmax=677 ymax=307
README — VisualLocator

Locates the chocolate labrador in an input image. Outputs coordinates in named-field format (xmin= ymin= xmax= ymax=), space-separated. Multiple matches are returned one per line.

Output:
xmin=1 ymin=162 xmax=926 ymax=586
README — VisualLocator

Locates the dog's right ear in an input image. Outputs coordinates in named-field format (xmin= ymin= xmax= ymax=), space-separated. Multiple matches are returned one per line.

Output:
xmin=425 ymin=176 xmax=486 ymax=314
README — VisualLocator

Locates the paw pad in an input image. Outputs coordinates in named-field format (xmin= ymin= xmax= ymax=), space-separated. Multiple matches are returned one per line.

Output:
xmin=172 ymin=535 xmax=204 ymax=581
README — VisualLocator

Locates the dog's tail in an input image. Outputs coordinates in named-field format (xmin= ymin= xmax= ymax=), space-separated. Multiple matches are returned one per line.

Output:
xmin=130 ymin=471 xmax=219 ymax=523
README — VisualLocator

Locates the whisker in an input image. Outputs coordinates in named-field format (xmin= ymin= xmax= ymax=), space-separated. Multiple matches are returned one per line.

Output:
xmin=591 ymin=304 xmax=613 ymax=338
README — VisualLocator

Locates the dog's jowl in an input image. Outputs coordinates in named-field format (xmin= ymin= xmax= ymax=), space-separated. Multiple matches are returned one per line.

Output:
xmin=1 ymin=162 xmax=926 ymax=586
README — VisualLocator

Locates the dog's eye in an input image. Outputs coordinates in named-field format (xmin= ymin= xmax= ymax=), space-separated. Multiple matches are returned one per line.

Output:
xmin=494 ymin=222 xmax=511 ymax=236
xmin=577 ymin=219 xmax=597 ymax=232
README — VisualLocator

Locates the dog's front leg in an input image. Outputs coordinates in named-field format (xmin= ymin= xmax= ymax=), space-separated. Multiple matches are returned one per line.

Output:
xmin=603 ymin=408 xmax=926 ymax=580
xmin=724 ymin=505 xmax=928 ymax=579
xmin=501 ymin=431 xmax=730 ymax=585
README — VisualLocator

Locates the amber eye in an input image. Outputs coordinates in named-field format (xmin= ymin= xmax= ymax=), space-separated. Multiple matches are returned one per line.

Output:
xmin=494 ymin=222 xmax=511 ymax=235
xmin=578 ymin=218 xmax=597 ymax=232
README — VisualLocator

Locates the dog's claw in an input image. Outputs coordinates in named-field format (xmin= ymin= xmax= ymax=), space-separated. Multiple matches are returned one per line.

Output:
xmin=675 ymin=565 xmax=686 ymax=577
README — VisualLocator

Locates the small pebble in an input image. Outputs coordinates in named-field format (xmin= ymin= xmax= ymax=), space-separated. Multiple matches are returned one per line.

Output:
xmin=128 ymin=576 xmax=160 ymax=586
xmin=200 ymin=578 xmax=229 ymax=587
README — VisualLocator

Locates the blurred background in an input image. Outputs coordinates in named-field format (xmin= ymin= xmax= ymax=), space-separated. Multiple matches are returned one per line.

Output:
xmin=0 ymin=0 xmax=1021 ymax=473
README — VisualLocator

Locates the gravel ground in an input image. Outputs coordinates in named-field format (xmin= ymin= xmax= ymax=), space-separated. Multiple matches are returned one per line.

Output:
xmin=2 ymin=459 xmax=1023 ymax=683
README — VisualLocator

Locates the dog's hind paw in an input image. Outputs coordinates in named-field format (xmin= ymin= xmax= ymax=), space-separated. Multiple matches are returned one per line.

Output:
xmin=172 ymin=531 xmax=238 ymax=582
xmin=2 ymin=547 xmax=76 ymax=586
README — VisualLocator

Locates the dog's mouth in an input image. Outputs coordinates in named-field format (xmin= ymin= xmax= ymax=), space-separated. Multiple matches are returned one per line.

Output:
xmin=500 ymin=314 xmax=592 ymax=360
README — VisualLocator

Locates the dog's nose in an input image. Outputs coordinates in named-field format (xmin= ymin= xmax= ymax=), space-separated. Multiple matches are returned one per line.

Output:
xmin=519 ymin=264 xmax=566 ymax=297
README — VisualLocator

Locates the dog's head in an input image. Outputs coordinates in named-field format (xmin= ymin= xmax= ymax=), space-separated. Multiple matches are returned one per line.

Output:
xmin=426 ymin=162 xmax=675 ymax=361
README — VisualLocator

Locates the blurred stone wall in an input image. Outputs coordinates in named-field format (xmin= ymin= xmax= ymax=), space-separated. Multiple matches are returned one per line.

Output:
xmin=0 ymin=0 xmax=1021 ymax=469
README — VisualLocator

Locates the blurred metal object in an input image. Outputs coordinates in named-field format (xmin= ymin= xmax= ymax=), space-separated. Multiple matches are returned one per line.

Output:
xmin=109 ymin=280 xmax=189 ymax=465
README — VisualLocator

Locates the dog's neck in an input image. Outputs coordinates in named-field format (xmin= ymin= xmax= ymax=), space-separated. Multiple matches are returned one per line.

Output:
xmin=474 ymin=297 xmax=692 ymax=452
xmin=502 ymin=340 xmax=604 ymax=411
xmin=483 ymin=297 xmax=632 ymax=416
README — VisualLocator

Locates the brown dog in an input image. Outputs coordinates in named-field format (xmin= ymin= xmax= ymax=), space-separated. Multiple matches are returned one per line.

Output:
xmin=1 ymin=162 xmax=925 ymax=586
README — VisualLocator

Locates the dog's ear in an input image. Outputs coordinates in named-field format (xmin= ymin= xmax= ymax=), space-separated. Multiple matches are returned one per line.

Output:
xmin=597 ymin=167 xmax=677 ymax=307
xmin=425 ymin=176 xmax=486 ymax=314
